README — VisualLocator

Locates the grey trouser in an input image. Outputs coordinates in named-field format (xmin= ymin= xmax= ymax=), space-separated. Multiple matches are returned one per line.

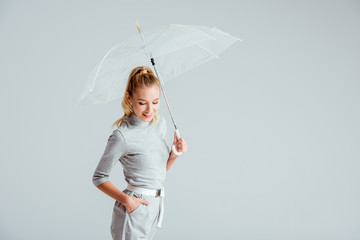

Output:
xmin=111 ymin=189 xmax=162 ymax=240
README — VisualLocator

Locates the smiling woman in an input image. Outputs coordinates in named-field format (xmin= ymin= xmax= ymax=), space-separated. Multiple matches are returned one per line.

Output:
xmin=92 ymin=65 xmax=188 ymax=240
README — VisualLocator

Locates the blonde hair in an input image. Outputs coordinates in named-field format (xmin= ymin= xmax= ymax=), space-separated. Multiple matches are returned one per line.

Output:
xmin=112 ymin=66 xmax=161 ymax=129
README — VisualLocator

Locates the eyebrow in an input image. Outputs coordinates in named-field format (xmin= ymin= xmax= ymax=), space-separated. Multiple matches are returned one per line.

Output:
xmin=137 ymin=98 xmax=160 ymax=101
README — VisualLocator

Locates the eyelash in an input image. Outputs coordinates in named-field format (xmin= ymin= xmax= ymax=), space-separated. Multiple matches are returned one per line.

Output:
xmin=139 ymin=102 xmax=158 ymax=105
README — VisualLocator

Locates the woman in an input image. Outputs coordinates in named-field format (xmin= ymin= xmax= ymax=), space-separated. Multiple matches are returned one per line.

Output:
xmin=92 ymin=66 xmax=187 ymax=240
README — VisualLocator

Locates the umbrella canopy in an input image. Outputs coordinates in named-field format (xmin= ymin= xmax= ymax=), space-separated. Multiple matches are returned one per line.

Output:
xmin=78 ymin=24 xmax=241 ymax=105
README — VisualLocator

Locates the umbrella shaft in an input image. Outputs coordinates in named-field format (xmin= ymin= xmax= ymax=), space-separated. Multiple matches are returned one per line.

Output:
xmin=151 ymin=61 xmax=178 ymax=130
xmin=136 ymin=23 xmax=178 ymax=130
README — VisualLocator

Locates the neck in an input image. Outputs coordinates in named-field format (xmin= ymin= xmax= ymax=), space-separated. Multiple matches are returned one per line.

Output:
xmin=127 ymin=112 xmax=153 ymax=128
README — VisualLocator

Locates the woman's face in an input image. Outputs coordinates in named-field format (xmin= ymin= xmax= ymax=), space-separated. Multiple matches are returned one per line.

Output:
xmin=127 ymin=85 xmax=160 ymax=122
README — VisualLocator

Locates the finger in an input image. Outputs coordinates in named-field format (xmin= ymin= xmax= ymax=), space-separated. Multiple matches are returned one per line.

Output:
xmin=178 ymin=143 xmax=187 ymax=152
xmin=140 ymin=199 xmax=150 ymax=205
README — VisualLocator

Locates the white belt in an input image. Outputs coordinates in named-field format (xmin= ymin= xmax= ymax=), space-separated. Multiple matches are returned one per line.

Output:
xmin=126 ymin=184 xmax=165 ymax=228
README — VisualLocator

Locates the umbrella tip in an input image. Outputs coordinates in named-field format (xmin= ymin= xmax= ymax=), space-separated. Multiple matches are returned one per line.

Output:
xmin=135 ymin=20 xmax=141 ymax=33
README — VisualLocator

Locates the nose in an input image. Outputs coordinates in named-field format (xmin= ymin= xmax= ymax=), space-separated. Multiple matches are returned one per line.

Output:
xmin=144 ymin=104 xmax=151 ymax=112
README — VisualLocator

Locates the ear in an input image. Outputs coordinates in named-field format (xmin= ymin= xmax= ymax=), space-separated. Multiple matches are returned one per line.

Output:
xmin=125 ymin=92 xmax=130 ymax=102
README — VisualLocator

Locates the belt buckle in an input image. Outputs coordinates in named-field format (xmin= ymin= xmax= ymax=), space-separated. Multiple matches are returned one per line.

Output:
xmin=156 ymin=189 xmax=161 ymax=197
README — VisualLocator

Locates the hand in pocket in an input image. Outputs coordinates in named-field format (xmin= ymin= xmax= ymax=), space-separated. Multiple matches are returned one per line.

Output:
xmin=125 ymin=196 xmax=150 ymax=214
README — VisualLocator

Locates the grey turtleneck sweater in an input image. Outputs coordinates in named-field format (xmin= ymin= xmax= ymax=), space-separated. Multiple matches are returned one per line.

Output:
xmin=92 ymin=113 xmax=170 ymax=189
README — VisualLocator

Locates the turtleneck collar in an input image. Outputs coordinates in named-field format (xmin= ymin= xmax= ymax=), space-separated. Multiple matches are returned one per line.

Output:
xmin=126 ymin=113 xmax=153 ymax=128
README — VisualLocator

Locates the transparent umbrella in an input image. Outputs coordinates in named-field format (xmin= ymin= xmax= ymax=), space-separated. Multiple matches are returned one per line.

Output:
xmin=78 ymin=21 xmax=241 ymax=155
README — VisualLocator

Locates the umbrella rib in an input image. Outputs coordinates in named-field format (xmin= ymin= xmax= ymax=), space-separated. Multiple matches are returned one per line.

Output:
xmin=91 ymin=44 xmax=121 ymax=91
xmin=195 ymin=43 xmax=219 ymax=59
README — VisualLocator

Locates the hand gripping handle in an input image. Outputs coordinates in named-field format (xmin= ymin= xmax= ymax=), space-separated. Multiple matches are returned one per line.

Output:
xmin=172 ymin=128 xmax=183 ymax=156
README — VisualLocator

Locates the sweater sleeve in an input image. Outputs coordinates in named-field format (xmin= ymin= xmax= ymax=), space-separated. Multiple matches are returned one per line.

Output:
xmin=92 ymin=129 xmax=127 ymax=187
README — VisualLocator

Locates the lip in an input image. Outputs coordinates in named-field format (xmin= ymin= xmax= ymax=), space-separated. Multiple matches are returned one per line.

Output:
xmin=143 ymin=113 xmax=152 ymax=118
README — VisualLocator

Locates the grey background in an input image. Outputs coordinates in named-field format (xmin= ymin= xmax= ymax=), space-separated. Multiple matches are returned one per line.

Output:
xmin=1 ymin=0 xmax=359 ymax=239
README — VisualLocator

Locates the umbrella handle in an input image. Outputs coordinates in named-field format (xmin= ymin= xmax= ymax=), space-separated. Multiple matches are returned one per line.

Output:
xmin=172 ymin=128 xmax=183 ymax=156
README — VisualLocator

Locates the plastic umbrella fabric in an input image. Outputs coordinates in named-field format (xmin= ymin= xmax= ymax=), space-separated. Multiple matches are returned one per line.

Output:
xmin=78 ymin=23 xmax=240 ymax=105
xmin=78 ymin=22 xmax=240 ymax=155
